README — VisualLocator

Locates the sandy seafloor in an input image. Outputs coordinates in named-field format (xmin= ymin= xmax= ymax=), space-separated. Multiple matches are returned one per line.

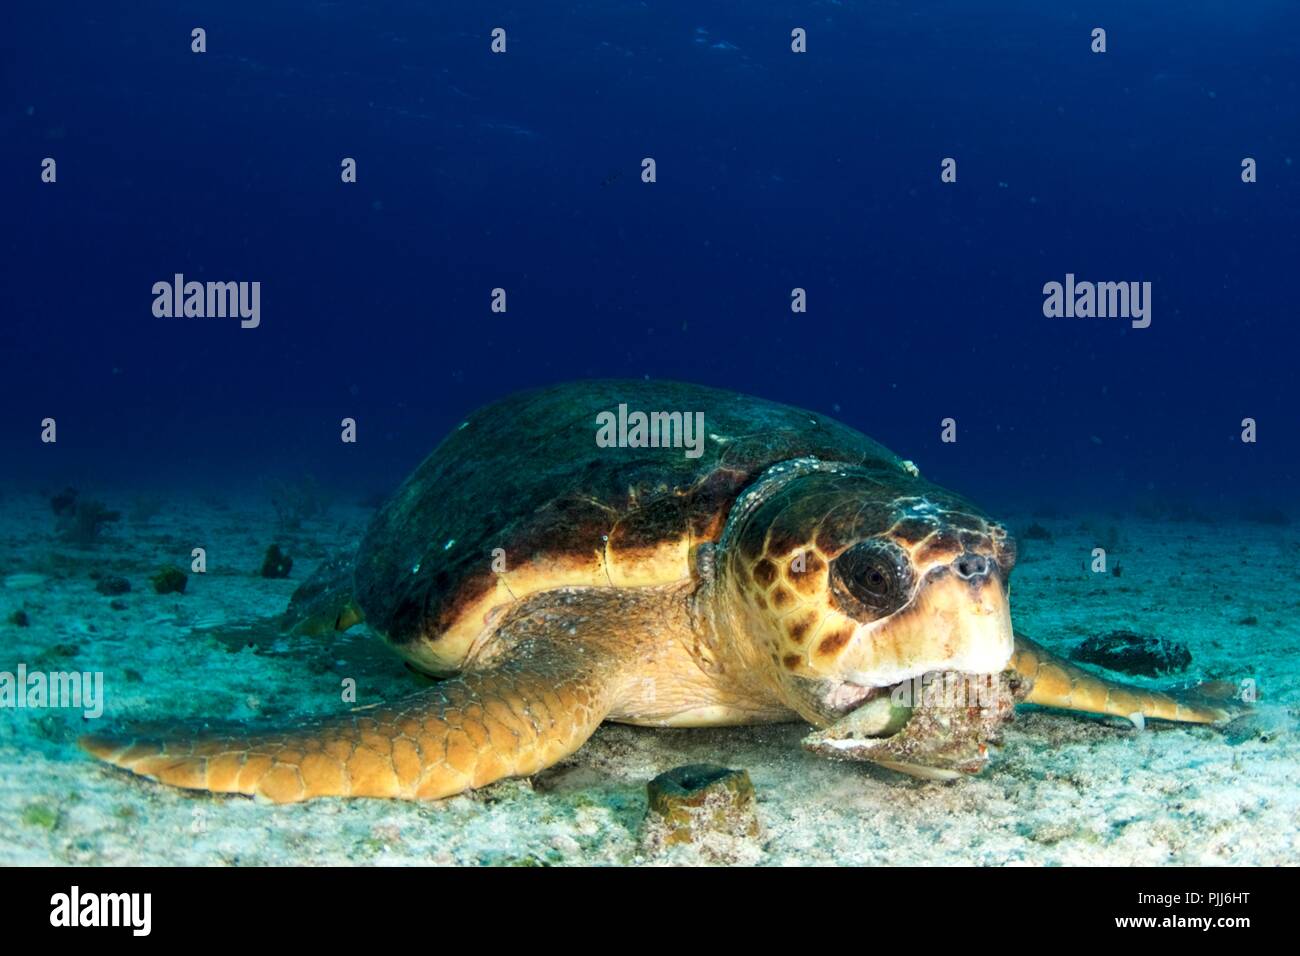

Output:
xmin=1 ymin=490 xmax=1296 ymax=866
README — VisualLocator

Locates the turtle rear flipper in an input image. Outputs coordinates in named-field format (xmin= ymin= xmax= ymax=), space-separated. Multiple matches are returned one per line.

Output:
xmin=81 ymin=589 xmax=642 ymax=803
xmin=1011 ymin=634 xmax=1248 ymax=726
xmin=279 ymin=552 xmax=364 ymax=638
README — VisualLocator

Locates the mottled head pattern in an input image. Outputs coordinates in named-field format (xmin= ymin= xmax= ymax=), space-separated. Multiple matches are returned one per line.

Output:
xmin=716 ymin=458 xmax=1017 ymax=726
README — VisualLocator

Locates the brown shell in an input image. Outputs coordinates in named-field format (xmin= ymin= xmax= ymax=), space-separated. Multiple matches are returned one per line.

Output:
xmin=354 ymin=380 xmax=906 ymax=671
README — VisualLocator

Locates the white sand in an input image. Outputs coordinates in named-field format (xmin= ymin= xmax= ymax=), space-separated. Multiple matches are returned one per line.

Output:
xmin=1 ymin=492 xmax=1295 ymax=865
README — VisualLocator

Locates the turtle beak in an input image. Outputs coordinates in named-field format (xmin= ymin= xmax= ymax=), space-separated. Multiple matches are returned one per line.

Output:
xmin=838 ymin=561 xmax=1014 ymax=689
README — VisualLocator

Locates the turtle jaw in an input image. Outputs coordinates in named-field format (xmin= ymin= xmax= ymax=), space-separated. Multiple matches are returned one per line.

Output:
xmin=835 ymin=565 xmax=1015 ymax=692
xmin=730 ymin=559 xmax=1014 ymax=728
xmin=821 ymin=679 xmax=880 ymax=715
xmin=810 ymin=675 xmax=917 ymax=726
xmin=790 ymin=565 xmax=1014 ymax=728
xmin=792 ymin=674 xmax=904 ymax=728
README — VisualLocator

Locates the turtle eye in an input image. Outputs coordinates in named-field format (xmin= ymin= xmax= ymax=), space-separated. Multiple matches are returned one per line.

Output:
xmin=829 ymin=539 xmax=913 ymax=620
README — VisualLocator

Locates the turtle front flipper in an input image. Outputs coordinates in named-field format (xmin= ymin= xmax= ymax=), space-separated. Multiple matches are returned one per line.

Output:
xmin=1011 ymin=633 xmax=1246 ymax=726
xmin=81 ymin=589 xmax=642 ymax=803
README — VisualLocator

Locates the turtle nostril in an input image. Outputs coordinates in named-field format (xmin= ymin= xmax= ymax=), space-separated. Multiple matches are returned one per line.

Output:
xmin=954 ymin=552 xmax=990 ymax=581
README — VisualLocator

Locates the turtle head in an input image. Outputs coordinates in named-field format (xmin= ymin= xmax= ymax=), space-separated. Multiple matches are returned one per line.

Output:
xmin=717 ymin=459 xmax=1017 ymax=726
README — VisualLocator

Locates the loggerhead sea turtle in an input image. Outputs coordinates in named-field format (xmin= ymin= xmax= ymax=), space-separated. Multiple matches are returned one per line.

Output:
xmin=81 ymin=380 xmax=1242 ymax=802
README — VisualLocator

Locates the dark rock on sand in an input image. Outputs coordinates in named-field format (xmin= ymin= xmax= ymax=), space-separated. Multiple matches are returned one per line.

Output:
xmin=260 ymin=544 xmax=293 ymax=579
xmin=150 ymin=566 xmax=188 ymax=595
xmin=1070 ymin=630 xmax=1191 ymax=677
xmin=641 ymin=764 xmax=760 ymax=853
xmin=95 ymin=576 xmax=131 ymax=596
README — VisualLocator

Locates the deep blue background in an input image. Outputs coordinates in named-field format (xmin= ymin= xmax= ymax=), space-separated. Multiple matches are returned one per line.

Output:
xmin=3 ymin=2 xmax=1297 ymax=514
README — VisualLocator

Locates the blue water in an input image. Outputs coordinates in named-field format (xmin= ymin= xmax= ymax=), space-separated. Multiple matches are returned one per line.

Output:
xmin=4 ymin=1 xmax=1297 ymax=515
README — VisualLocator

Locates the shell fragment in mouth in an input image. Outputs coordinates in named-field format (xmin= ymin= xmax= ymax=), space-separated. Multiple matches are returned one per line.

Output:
xmin=803 ymin=671 xmax=1019 ymax=780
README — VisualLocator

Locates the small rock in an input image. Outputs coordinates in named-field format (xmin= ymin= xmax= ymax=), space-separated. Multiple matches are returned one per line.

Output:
xmin=21 ymin=803 xmax=59 ymax=829
xmin=1070 ymin=630 xmax=1191 ymax=677
xmin=260 ymin=544 xmax=293 ymax=579
xmin=640 ymin=764 xmax=761 ymax=855
xmin=95 ymin=575 xmax=131 ymax=596
xmin=1224 ymin=713 xmax=1287 ymax=747
xmin=7 ymin=610 xmax=29 ymax=627
xmin=50 ymin=487 xmax=79 ymax=516
xmin=34 ymin=714 xmax=68 ymax=742
xmin=150 ymin=566 xmax=188 ymax=595
xmin=35 ymin=643 xmax=80 ymax=666
xmin=471 ymin=777 xmax=535 ymax=804
xmin=1021 ymin=522 xmax=1053 ymax=541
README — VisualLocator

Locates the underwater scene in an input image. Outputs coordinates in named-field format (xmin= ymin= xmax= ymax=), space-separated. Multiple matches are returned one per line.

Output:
xmin=2 ymin=1 xmax=1298 ymax=874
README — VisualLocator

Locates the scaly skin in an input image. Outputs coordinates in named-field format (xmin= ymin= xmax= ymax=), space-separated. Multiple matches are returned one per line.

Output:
xmin=81 ymin=675 xmax=607 ymax=803
xmin=82 ymin=588 xmax=647 ymax=803
xmin=1012 ymin=634 xmax=1239 ymax=725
